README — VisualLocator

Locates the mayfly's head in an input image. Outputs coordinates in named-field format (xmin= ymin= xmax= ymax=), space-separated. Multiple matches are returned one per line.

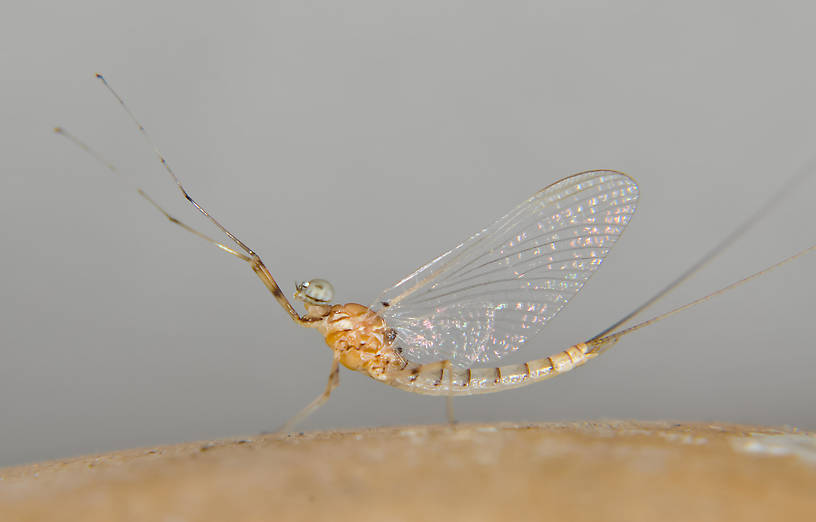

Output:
xmin=294 ymin=278 xmax=335 ymax=306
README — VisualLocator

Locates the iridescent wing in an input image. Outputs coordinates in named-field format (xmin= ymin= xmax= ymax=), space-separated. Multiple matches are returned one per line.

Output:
xmin=371 ymin=170 xmax=639 ymax=367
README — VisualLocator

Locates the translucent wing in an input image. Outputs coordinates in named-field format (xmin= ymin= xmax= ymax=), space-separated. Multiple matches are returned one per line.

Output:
xmin=372 ymin=170 xmax=639 ymax=367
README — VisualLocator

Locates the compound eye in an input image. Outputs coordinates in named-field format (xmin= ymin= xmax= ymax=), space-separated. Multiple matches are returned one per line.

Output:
xmin=296 ymin=278 xmax=335 ymax=305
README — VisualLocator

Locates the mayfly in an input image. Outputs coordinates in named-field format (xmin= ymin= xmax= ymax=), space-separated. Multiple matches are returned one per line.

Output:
xmin=57 ymin=74 xmax=816 ymax=432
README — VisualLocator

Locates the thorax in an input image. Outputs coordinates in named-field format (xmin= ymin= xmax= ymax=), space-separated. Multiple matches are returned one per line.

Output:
xmin=306 ymin=302 xmax=405 ymax=379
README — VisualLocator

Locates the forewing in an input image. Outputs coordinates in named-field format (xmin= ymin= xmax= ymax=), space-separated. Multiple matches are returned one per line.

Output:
xmin=373 ymin=170 xmax=639 ymax=367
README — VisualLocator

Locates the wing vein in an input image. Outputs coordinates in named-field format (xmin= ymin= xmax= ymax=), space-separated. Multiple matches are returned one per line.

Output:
xmin=375 ymin=171 xmax=638 ymax=366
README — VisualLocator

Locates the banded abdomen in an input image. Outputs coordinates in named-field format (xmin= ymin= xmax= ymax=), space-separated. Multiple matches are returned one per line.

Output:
xmin=386 ymin=338 xmax=617 ymax=396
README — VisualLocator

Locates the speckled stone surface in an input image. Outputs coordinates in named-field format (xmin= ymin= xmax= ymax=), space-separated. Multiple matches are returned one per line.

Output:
xmin=2 ymin=421 xmax=815 ymax=521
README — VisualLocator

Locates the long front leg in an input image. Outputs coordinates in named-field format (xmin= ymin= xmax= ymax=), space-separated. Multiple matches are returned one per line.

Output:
xmin=140 ymin=186 xmax=314 ymax=325
xmin=277 ymin=354 xmax=341 ymax=434
xmin=250 ymin=256 xmax=320 ymax=326
xmin=139 ymin=193 xmax=317 ymax=326
xmin=62 ymin=76 xmax=321 ymax=327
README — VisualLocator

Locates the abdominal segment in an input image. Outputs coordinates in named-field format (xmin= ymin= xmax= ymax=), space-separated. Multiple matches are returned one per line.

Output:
xmin=387 ymin=343 xmax=597 ymax=396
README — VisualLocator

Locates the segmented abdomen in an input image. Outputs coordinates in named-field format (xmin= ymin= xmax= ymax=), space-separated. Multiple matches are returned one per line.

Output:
xmin=387 ymin=341 xmax=608 ymax=396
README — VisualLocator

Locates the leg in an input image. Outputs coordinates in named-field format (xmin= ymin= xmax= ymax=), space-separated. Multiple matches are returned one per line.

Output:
xmin=139 ymin=184 xmax=313 ymax=325
xmin=55 ymin=127 xmax=251 ymax=263
xmin=56 ymin=93 xmax=318 ymax=326
xmin=277 ymin=354 xmax=341 ymax=434
xmin=143 ymin=193 xmax=312 ymax=324
xmin=421 ymin=359 xmax=457 ymax=425
xmin=443 ymin=360 xmax=456 ymax=425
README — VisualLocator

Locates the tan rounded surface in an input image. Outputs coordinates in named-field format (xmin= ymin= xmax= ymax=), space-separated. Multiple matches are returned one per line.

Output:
xmin=2 ymin=421 xmax=815 ymax=521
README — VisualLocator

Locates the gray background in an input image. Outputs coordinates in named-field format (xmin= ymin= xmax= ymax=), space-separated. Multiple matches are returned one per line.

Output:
xmin=2 ymin=1 xmax=815 ymax=468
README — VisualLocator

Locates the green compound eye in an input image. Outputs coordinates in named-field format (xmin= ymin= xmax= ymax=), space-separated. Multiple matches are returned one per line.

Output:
xmin=294 ymin=279 xmax=335 ymax=305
